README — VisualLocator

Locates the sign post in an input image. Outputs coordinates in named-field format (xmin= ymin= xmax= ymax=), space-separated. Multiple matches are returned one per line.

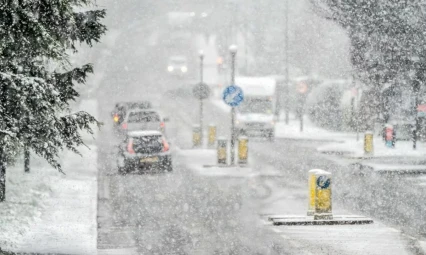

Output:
xmin=296 ymin=81 xmax=308 ymax=132
xmin=228 ymin=45 xmax=239 ymax=165
xmin=199 ymin=50 xmax=205 ymax=145
xmin=223 ymin=84 xmax=244 ymax=166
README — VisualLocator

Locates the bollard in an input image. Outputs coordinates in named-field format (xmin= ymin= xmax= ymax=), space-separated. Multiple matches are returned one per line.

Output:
xmin=217 ymin=138 xmax=227 ymax=165
xmin=208 ymin=124 xmax=216 ymax=148
xmin=307 ymin=169 xmax=323 ymax=216
xmin=364 ymin=131 xmax=374 ymax=155
xmin=192 ymin=125 xmax=201 ymax=148
xmin=238 ymin=136 xmax=248 ymax=165
xmin=314 ymin=171 xmax=333 ymax=220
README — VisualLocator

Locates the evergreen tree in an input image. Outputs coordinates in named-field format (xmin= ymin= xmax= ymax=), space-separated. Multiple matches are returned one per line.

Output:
xmin=0 ymin=0 xmax=106 ymax=201
xmin=310 ymin=0 xmax=426 ymax=129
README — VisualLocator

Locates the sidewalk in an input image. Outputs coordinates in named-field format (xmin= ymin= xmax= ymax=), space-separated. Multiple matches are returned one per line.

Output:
xmin=273 ymin=113 xmax=426 ymax=173
xmin=0 ymin=99 xmax=99 ymax=254
xmin=0 ymin=145 xmax=98 ymax=254
xmin=275 ymin=114 xmax=358 ymax=142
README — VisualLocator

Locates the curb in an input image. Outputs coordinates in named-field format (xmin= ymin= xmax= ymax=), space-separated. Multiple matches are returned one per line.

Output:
xmin=357 ymin=163 xmax=426 ymax=174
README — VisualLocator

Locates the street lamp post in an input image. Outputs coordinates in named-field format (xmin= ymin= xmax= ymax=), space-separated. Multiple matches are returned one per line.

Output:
xmin=199 ymin=50 xmax=204 ymax=146
xmin=229 ymin=44 xmax=238 ymax=165
xmin=285 ymin=0 xmax=289 ymax=125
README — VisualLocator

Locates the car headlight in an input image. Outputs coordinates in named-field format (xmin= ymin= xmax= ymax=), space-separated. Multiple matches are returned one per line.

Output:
xmin=168 ymin=66 xmax=174 ymax=72
xmin=181 ymin=66 xmax=188 ymax=73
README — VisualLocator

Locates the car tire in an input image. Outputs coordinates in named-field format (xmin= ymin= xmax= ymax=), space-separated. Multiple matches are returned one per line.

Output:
xmin=118 ymin=167 xmax=127 ymax=175
xmin=268 ymin=131 xmax=275 ymax=142
xmin=163 ymin=159 xmax=173 ymax=172
xmin=117 ymin=156 xmax=128 ymax=175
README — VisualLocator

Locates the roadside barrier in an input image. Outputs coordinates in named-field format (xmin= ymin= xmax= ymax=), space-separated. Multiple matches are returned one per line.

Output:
xmin=238 ymin=136 xmax=248 ymax=165
xmin=267 ymin=169 xmax=373 ymax=225
xmin=364 ymin=131 xmax=374 ymax=155
xmin=217 ymin=137 xmax=227 ymax=165
xmin=208 ymin=124 xmax=216 ymax=148
xmin=192 ymin=125 xmax=201 ymax=148
xmin=314 ymin=170 xmax=333 ymax=220
xmin=307 ymin=169 xmax=322 ymax=216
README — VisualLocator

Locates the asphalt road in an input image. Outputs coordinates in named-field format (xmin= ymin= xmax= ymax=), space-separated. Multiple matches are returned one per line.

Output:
xmin=95 ymin=79 xmax=425 ymax=254
xmin=95 ymin=81 xmax=303 ymax=254
xmin=90 ymin=23 xmax=425 ymax=253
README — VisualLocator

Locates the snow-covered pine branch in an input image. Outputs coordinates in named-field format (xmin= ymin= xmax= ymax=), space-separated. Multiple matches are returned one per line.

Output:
xmin=0 ymin=0 xmax=106 ymax=175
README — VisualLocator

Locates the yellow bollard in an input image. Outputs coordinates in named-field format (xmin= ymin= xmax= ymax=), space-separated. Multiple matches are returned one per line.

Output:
xmin=192 ymin=125 xmax=201 ymax=148
xmin=364 ymin=131 xmax=374 ymax=155
xmin=208 ymin=124 xmax=216 ymax=148
xmin=217 ymin=138 xmax=227 ymax=165
xmin=238 ymin=136 xmax=248 ymax=165
xmin=307 ymin=169 xmax=323 ymax=216
xmin=314 ymin=171 xmax=333 ymax=220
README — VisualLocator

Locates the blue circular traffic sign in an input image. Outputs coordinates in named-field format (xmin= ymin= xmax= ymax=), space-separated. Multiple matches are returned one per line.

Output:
xmin=316 ymin=176 xmax=331 ymax=189
xmin=223 ymin=85 xmax=244 ymax=107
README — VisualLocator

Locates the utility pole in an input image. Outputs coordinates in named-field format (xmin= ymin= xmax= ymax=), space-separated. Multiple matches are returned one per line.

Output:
xmin=413 ymin=82 xmax=420 ymax=150
xmin=229 ymin=44 xmax=238 ymax=165
xmin=199 ymin=50 xmax=205 ymax=146
xmin=285 ymin=0 xmax=290 ymax=125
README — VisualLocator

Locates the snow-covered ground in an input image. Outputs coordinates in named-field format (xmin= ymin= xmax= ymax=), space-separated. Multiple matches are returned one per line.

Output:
xmin=178 ymin=147 xmax=421 ymax=255
xmin=210 ymin=96 xmax=426 ymax=173
xmin=0 ymin=99 xmax=99 ymax=253
xmin=317 ymin=137 xmax=426 ymax=159
xmin=275 ymin=114 xmax=358 ymax=142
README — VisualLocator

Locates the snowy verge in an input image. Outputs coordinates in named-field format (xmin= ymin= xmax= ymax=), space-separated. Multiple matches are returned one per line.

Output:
xmin=318 ymin=138 xmax=426 ymax=158
xmin=0 ymin=157 xmax=51 ymax=251
xmin=12 ymin=145 xmax=97 ymax=254
xmin=0 ymin=145 xmax=97 ymax=254
xmin=0 ymin=99 xmax=99 ymax=254
xmin=275 ymin=115 xmax=358 ymax=142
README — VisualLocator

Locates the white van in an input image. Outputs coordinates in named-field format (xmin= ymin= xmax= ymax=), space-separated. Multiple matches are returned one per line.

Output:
xmin=234 ymin=77 xmax=277 ymax=140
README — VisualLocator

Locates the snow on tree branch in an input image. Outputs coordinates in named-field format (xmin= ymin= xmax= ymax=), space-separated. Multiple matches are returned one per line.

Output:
xmin=0 ymin=0 xmax=106 ymax=171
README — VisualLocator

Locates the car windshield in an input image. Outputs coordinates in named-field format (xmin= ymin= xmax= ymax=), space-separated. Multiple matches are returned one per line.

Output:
xmin=238 ymin=99 xmax=273 ymax=114
xmin=170 ymin=58 xmax=186 ymax=65
xmin=128 ymin=111 xmax=160 ymax=123
xmin=6 ymin=1 xmax=421 ymax=254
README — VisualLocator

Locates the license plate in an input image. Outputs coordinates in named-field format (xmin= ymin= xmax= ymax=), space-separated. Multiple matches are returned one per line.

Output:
xmin=140 ymin=157 xmax=158 ymax=163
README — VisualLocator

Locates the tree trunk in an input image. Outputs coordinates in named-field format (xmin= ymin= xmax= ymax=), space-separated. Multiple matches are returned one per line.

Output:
xmin=0 ymin=148 xmax=6 ymax=202
xmin=24 ymin=146 xmax=30 ymax=173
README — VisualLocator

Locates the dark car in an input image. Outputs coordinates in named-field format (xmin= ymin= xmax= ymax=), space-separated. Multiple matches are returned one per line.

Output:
xmin=116 ymin=130 xmax=172 ymax=174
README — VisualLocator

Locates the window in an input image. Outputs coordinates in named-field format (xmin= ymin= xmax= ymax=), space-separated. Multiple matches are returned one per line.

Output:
xmin=128 ymin=111 xmax=160 ymax=123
